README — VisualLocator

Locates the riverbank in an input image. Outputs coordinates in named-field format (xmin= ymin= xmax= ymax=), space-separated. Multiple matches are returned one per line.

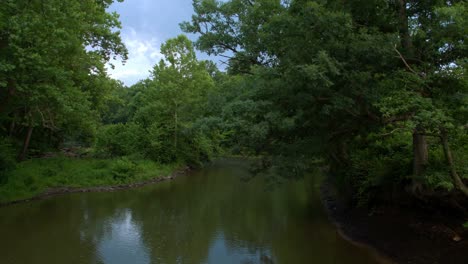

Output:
xmin=0 ymin=157 xmax=188 ymax=206
xmin=321 ymin=179 xmax=468 ymax=264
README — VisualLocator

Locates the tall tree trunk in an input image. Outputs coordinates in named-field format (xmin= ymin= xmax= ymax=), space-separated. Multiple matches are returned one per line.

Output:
xmin=397 ymin=0 xmax=429 ymax=189
xmin=412 ymin=131 xmax=428 ymax=192
xmin=9 ymin=117 xmax=16 ymax=137
xmin=397 ymin=0 xmax=413 ymax=58
xmin=0 ymin=79 xmax=16 ymax=115
xmin=413 ymin=132 xmax=428 ymax=175
xmin=0 ymin=38 xmax=12 ymax=115
xmin=174 ymin=105 xmax=178 ymax=154
xmin=441 ymin=131 xmax=468 ymax=197
xmin=18 ymin=125 xmax=33 ymax=161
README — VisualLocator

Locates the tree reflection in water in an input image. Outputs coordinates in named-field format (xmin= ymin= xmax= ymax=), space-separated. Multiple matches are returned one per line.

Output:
xmin=0 ymin=159 xmax=382 ymax=264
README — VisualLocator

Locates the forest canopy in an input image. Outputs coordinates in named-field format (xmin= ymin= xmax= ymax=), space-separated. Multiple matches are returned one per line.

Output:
xmin=181 ymin=0 xmax=468 ymax=201
xmin=0 ymin=0 xmax=467 ymax=207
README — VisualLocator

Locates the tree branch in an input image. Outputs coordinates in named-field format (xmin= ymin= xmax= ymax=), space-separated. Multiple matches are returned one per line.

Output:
xmin=379 ymin=127 xmax=405 ymax=137
xmin=394 ymin=44 xmax=420 ymax=76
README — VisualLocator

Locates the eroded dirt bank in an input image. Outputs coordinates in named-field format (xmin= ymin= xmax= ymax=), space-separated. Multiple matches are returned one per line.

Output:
xmin=321 ymin=180 xmax=468 ymax=264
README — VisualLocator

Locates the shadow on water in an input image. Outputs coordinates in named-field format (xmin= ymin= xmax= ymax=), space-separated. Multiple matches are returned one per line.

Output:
xmin=0 ymin=158 xmax=384 ymax=264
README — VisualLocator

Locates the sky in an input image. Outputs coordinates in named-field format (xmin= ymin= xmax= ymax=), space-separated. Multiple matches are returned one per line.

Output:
xmin=107 ymin=0 xmax=215 ymax=86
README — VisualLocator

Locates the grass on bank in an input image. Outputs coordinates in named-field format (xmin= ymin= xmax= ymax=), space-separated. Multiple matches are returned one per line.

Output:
xmin=0 ymin=157 xmax=181 ymax=204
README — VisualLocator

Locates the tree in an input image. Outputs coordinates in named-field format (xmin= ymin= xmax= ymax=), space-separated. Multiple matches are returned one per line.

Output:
xmin=108 ymin=35 xmax=219 ymax=164
xmin=180 ymin=0 xmax=286 ymax=74
xmin=0 ymin=0 xmax=128 ymax=160
xmin=184 ymin=0 xmax=468 ymax=199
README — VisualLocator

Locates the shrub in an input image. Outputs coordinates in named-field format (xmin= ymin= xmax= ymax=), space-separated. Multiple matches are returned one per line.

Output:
xmin=145 ymin=123 xmax=176 ymax=162
xmin=95 ymin=123 xmax=147 ymax=157
xmin=110 ymin=157 xmax=137 ymax=182
xmin=345 ymin=131 xmax=413 ymax=205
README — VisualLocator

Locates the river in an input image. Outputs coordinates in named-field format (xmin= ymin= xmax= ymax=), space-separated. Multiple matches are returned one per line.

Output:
xmin=0 ymin=159 xmax=383 ymax=264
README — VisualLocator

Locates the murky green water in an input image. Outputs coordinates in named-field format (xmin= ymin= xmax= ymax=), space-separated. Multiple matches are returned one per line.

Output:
xmin=0 ymin=159 xmax=383 ymax=264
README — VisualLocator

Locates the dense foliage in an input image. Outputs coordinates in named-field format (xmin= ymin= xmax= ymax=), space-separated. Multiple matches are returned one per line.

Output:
xmin=182 ymin=0 xmax=468 ymax=204
xmin=0 ymin=0 xmax=127 ymax=161
xmin=1 ymin=0 xmax=466 ymax=209
xmin=95 ymin=35 xmax=219 ymax=166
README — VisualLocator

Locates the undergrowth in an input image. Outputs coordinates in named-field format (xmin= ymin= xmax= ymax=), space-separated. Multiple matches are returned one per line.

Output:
xmin=0 ymin=157 xmax=181 ymax=204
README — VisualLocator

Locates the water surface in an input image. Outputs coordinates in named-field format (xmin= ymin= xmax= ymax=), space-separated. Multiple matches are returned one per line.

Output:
xmin=0 ymin=159 xmax=383 ymax=264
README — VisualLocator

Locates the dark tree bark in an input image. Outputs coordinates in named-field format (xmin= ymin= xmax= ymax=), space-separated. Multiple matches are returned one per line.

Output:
xmin=441 ymin=131 xmax=468 ymax=197
xmin=411 ymin=132 xmax=428 ymax=192
xmin=9 ymin=118 xmax=16 ymax=137
xmin=0 ymin=79 xmax=16 ymax=115
xmin=397 ymin=0 xmax=429 ymax=187
xmin=174 ymin=103 xmax=178 ymax=153
xmin=412 ymin=133 xmax=428 ymax=176
xmin=397 ymin=0 xmax=413 ymax=58
xmin=18 ymin=125 xmax=33 ymax=161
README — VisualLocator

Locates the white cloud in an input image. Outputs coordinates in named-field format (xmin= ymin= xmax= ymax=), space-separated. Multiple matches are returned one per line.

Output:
xmin=107 ymin=27 xmax=163 ymax=86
